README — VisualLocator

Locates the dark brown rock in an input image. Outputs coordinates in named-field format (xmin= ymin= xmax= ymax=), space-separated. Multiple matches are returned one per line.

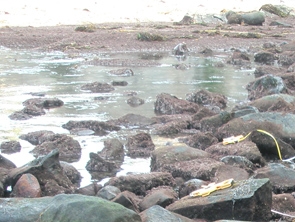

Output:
xmin=186 ymin=89 xmax=227 ymax=109
xmin=272 ymin=193 xmax=295 ymax=214
xmin=110 ymin=113 xmax=155 ymax=128
xmin=109 ymin=68 xmax=134 ymax=76
xmin=139 ymin=186 xmax=178 ymax=211
xmin=99 ymin=138 xmax=124 ymax=163
xmin=151 ymin=145 xmax=209 ymax=172
xmin=30 ymin=134 xmax=81 ymax=163
xmin=60 ymin=161 xmax=81 ymax=187
xmin=112 ymin=80 xmax=128 ymax=86
xmin=127 ymin=96 xmax=144 ymax=107
xmin=10 ymin=173 xmax=41 ymax=198
xmin=81 ymin=81 xmax=115 ymax=93
xmin=126 ymin=132 xmax=155 ymax=158
xmin=173 ymin=16 xmax=194 ymax=25
xmin=254 ymin=66 xmax=284 ymax=78
xmin=0 ymin=167 xmax=9 ymax=197
xmin=77 ymin=182 xmax=102 ymax=196
xmin=192 ymin=107 xmax=218 ymax=121
xmin=0 ymin=154 xmax=16 ymax=169
xmin=112 ymin=190 xmax=141 ymax=213
xmin=214 ymin=165 xmax=250 ymax=181
xmin=178 ymin=179 xmax=208 ymax=199
xmin=254 ymin=51 xmax=276 ymax=65
xmin=180 ymin=131 xmax=218 ymax=150
xmin=154 ymin=93 xmax=199 ymax=115
xmin=19 ymin=130 xmax=55 ymax=145
xmin=106 ymin=172 xmax=175 ymax=196
xmin=227 ymin=49 xmax=251 ymax=67
xmin=86 ymin=152 xmax=119 ymax=173
xmin=62 ymin=120 xmax=120 ymax=136
xmin=23 ymin=97 xmax=64 ymax=109
xmin=151 ymin=119 xmax=191 ymax=135
xmin=0 ymin=141 xmax=21 ymax=154
xmin=279 ymin=51 xmax=295 ymax=67
xmin=205 ymin=141 xmax=266 ymax=167
xmin=200 ymin=111 xmax=232 ymax=133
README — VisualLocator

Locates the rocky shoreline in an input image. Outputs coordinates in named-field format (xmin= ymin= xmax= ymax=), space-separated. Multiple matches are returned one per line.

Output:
xmin=1 ymin=4 xmax=295 ymax=222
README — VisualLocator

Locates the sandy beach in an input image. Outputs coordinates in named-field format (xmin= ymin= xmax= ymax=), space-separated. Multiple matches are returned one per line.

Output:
xmin=0 ymin=0 xmax=294 ymax=27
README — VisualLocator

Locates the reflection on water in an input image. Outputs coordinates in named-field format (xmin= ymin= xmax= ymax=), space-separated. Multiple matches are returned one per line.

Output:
xmin=0 ymin=46 xmax=254 ymax=187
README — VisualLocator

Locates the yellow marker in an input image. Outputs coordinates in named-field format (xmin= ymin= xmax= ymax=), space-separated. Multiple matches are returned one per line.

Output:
xmin=190 ymin=178 xmax=234 ymax=197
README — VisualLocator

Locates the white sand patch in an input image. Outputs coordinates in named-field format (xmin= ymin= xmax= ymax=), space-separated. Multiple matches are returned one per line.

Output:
xmin=0 ymin=0 xmax=294 ymax=27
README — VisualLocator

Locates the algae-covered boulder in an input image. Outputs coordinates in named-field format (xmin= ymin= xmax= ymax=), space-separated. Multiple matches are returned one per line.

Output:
xmin=0 ymin=194 xmax=141 ymax=222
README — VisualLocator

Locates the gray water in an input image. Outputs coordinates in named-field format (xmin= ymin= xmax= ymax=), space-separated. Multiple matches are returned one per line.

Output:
xmin=0 ymin=46 xmax=254 ymax=187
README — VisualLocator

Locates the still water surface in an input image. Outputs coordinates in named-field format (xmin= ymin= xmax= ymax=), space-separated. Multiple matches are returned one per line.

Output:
xmin=0 ymin=46 xmax=254 ymax=187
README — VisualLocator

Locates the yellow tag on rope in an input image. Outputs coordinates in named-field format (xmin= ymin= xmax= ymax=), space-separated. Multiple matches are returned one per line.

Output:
xmin=189 ymin=178 xmax=234 ymax=197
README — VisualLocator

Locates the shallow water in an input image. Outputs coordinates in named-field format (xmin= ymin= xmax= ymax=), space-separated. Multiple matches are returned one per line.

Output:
xmin=0 ymin=46 xmax=254 ymax=187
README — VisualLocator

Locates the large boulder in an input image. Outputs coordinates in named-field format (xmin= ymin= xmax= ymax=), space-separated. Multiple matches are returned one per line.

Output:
xmin=151 ymin=145 xmax=210 ymax=171
xmin=151 ymin=145 xmax=223 ymax=181
xmin=0 ymin=194 xmax=141 ymax=222
xmin=166 ymin=178 xmax=272 ymax=221
xmin=30 ymin=133 xmax=81 ymax=163
xmin=154 ymin=93 xmax=199 ymax=115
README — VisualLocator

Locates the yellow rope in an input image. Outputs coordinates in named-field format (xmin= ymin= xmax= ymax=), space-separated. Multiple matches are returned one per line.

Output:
xmin=256 ymin=129 xmax=282 ymax=161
